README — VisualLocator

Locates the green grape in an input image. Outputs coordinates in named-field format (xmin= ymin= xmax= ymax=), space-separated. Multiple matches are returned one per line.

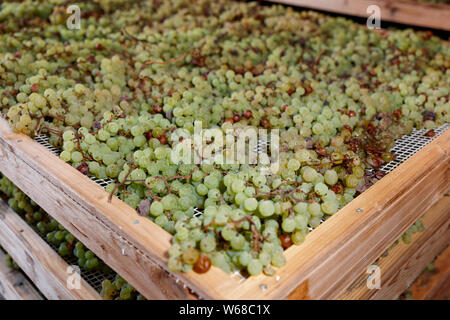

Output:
xmin=271 ymin=252 xmax=286 ymax=268
xmin=345 ymin=175 xmax=359 ymax=188
xmin=259 ymin=200 xmax=275 ymax=217
xmin=302 ymin=167 xmax=317 ymax=182
xmin=150 ymin=201 xmax=163 ymax=216
xmin=60 ymin=151 xmax=71 ymax=162
xmin=281 ymin=217 xmax=296 ymax=233
xmin=314 ymin=182 xmax=328 ymax=196
xmin=200 ymin=235 xmax=216 ymax=253
xmin=321 ymin=200 xmax=338 ymax=215
xmin=244 ymin=198 xmax=258 ymax=212
xmin=182 ymin=248 xmax=200 ymax=265
xmin=71 ymin=151 xmax=83 ymax=163
xmin=247 ymin=259 xmax=263 ymax=275
xmin=324 ymin=170 xmax=338 ymax=186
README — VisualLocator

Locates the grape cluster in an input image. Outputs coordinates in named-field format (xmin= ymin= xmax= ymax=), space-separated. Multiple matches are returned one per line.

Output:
xmin=100 ymin=275 xmax=146 ymax=300
xmin=0 ymin=174 xmax=144 ymax=300
xmin=1 ymin=0 xmax=448 ymax=277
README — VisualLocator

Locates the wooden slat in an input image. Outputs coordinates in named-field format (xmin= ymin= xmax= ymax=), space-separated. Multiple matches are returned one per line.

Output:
xmin=268 ymin=0 xmax=450 ymax=31
xmin=0 ymin=199 xmax=101 ymax=300
xmin=340 ymin=195 xmax=450 ymax=299
xmin=0 ymin=249 xmax=42 ymax=300
xmin=0 ymin=115 xmax=448 ymax=299
xmin=409 ymin=245 xmax=450 ymax=300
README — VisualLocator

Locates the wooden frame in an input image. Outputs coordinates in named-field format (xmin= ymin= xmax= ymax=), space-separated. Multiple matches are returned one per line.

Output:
xmin=267 ymin=0 xmax=450 ymax=31
xmin=340 ymin=195 xmax=450 ymax=300
xmin=0 ymin=117 xmax=448 ymax=299
xmin=0 ymin=248 xmax=42 ymax=300
xmin=0 ymin=198 xmax=101 ymax=300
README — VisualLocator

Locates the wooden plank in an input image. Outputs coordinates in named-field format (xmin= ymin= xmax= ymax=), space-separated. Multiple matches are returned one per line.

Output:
xmin=0 ymin=199 xmax=101 ymax=300
xmin=409 ymin=245 xmax=450 ymax=300
xmin=0 ymin=249 xmax=42 ymax=300
xmin=340 ymin=195 xmax=450 ymax=299
xmin=0 ymin=114 xmax=448 ymax=300
xmin=268 ymin=0 xmax=450 ymax=31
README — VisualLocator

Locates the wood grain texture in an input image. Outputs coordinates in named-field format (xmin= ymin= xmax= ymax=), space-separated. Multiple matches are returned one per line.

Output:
xmin=0 ymin=249 xmax=43 ymax=300
xmin=0 ymin=115 xmax=448 ymax=299
xmin=409 ymin=245 xmax=450 ymax=300
xmin=340 ymin=195 xmax=450 ymax=299
xmin=0 ymin=199 xmax=100 ymax=300
xmin=267 ymin=0 xmax=450 ymax=31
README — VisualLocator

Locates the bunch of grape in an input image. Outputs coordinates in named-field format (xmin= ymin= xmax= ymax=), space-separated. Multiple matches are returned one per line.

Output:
xmin=100 ymin=275 xmax=146 ymax=300
xmin=1 ymin=0 xmax=448 ymax=277
xmin=0 ymin=175 xmax=144 ymax=300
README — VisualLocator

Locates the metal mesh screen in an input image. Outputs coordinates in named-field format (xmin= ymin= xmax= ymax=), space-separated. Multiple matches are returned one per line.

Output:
xmin=377 ymin=124 xmax=449 ymax=173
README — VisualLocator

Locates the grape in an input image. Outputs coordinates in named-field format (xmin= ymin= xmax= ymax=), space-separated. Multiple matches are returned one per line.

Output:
xmin=63 ymin=131 xmax=75 ymax=141
xmin=63 ymin=141 xmax=75 ymax=152
xmin=308 ymin=202 xmax=323 ymax=217
xmin=291 ymin=231 xmax=305 ymax=245
xmin=302 ymin=167 xmax=317 ymax=182
xmin=244 ymin=198 xmax=258 ymax=212
xmin=259 ymin=200 xmax=275 ymax=217
xmin=345 ymin=175 xmax=359 ymax=188
xmin=271 ymin=252 xmax=287 ymax=268
xmin=230 ymin=234 xmax=245 ymax=250
xmin=324 ymin=170 xmax=338 ymax=186
xmin=60 ymin=151 xmax=71 ymax=162
xmin=71 ymin=151 xmax=83 ymax=163
xmin=182 ymin=248 xmax=200 ymax=265
xmin=314 ymin=183 xmax=328 ymax=196
xmin=150 ymin=201 xmax=164 ymax=216
xmin=231 ymin=179 xmax=245 ymax=193
xmin=200 ymin=236 xmax=216 ymax=253
xmin=321 ymin=200 xmax=338 ymax=215
xmin=281 ymin=218 xmax=296 ymax=233
xmin=247 ymin=259 xmax=263 ymax=275
xmin=294 ymin=214 xmax=308 ymax=229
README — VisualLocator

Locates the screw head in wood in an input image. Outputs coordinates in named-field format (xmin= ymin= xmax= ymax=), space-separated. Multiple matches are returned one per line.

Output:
xmin=356 ymin=208 xmax=363 ymax=213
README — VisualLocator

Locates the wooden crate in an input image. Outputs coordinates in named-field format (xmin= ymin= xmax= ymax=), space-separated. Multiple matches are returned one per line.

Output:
xmin=268 ymin=0 xmax=450 ymax=31
xmin=0 ymin=116 xmax=448 ymax=300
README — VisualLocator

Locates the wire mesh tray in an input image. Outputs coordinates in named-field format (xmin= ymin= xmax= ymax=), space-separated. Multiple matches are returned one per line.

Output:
xmin=32 ymin=123 xmax=450 ymax=295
